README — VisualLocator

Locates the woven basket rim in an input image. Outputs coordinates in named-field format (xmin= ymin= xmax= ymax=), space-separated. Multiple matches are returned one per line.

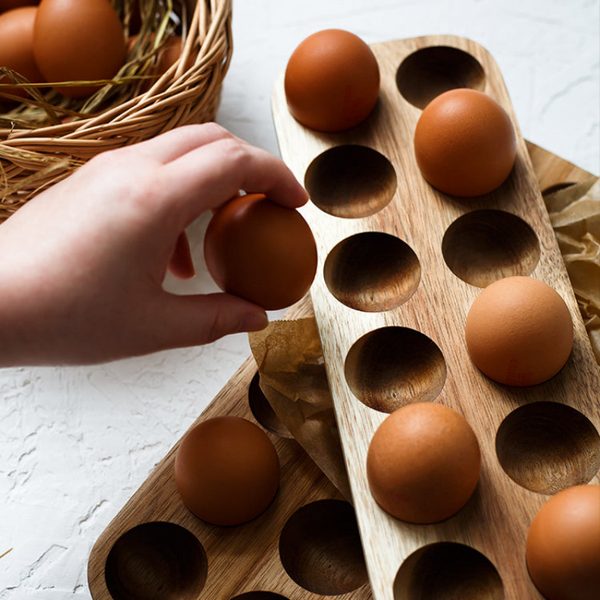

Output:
xmin=1 ymin=0 xmax=233 ymax=214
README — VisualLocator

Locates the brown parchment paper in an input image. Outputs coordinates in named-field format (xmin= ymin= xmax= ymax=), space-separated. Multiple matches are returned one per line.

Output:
xmin=545 ymin=177 xmax=600 ymax=363
xmin=248 ymin=177 xmax=600 ymax=498
xmin=249 ymin=318 xmax=352 ymax=499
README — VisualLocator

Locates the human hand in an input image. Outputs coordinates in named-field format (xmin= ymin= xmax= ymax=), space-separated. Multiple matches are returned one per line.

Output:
xmin=0 ymin=124 xmax=308 ymax=366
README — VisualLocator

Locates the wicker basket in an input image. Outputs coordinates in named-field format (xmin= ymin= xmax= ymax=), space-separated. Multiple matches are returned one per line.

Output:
xmin=0 ymin=0 xmax=233 ymax=221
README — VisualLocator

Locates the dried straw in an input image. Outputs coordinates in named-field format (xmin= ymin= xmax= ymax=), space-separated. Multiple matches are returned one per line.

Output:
xmin=0 ymin=0 xmax=233 ymax=220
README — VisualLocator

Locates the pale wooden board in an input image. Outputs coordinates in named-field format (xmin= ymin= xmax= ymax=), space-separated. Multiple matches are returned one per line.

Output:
xmin=271 ymin=35 xmax=600 ymax=600
xmin=87 ymin=297 xmax=373 ymax=600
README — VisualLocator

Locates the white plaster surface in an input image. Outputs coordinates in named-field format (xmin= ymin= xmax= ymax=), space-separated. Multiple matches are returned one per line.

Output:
xmin=0 ymin=0 xmax=598 ymax=598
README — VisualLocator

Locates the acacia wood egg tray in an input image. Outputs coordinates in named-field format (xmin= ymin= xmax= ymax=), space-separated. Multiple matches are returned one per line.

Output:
xmin=270 ymin=35 xmax=600 ymax=600
xmin=88 ymin=36 xmax=600 ymax=600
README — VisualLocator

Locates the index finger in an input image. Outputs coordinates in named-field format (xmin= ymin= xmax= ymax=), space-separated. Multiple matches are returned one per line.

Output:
xmin=159 ymin=136 xmax=309 ymax=226
xmin=117 ymin=122 xmax=235 ymax=165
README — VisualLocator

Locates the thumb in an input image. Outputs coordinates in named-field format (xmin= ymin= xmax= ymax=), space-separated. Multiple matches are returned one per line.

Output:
xmin=152 ymin=292 xmax=269 ymax=348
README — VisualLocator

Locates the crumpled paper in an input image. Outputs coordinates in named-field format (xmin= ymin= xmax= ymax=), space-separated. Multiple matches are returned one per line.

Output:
xmin=248 ymin=176 xmax=600 ymax=498
xmin=545 ymin=177 xmax=600 ymax=363
xmin=249 ymin=318 xmax=352 ymax=499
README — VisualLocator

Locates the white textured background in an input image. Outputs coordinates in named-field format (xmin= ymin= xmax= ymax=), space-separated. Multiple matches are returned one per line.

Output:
xmin=1 ymin=0 xmax=598 ymax=597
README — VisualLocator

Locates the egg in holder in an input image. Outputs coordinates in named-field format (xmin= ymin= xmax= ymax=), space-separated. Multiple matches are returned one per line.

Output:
xmin=271 ymin=35 xmax=600 ymax=600
xmin=87 ymin=334 xmax=373 ymax=600
xmin=87 ymin=35 xmax=599 ymax=600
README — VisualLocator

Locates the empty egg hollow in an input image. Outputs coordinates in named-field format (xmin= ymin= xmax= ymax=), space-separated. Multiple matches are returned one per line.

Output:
xmin=324 ymin=231 xmax=421 ymax=312
xmin=104 ymin=522 xmax=208 ymax=600
xmin=393 ymin=542 xmax=504 ymax=600
xmin=442 ymin=210 xmax=540 ymax=288
xmin=541 ymin=181 xmax=578 ymax=196
xmin=496 ymin=401 xmax=600 ymax=494
xmin=248 ymin=372 xmax=293 ymax=438
xmin=396 ymin=46 xmax=486 ymax=109
xmin=279 ymin=499 xmax=369 ymax=595
xmin=345 ymin=327 xmax=446 ymax=413
xmin=304 ymin=145 xmax=397 ymax=218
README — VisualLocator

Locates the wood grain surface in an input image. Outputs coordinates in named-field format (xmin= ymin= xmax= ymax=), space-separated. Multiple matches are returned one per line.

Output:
xmin=271 ymin=35 xmax=600 ymax=600
xmin=87 ymin=296 xmax=373 ymax=600
xmin=88 ymin=36 xmax=599 ymax=600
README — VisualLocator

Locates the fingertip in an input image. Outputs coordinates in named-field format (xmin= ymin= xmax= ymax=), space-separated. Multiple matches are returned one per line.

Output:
xmin=291 ymin=184 xmax=310 ymax=208
xmin=154 ymin=292 xmax=269 ymax=348
xmin=259 ymin=181 xmax=309 ymax=211
xmin=238 ymin=309 xmax=269 ymax=333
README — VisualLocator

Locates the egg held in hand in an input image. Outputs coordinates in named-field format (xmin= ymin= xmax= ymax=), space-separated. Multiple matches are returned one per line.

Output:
xmin=33 ymin=0 xmax=126 ymax=99
xmin=527 ymin=484 xmax=600 ymax=600
xmin=204 ymin=193 xmax=318 ymax=311
xmin=465 ymin=276 xmax=573 ymax=386
xmin=414 ymin=88 xmax=517 ymax=197
xmin=0 ymin=6 xmax=44 ymax=102
xmin=174 ymin=416 xmax=280 ymax=527
xmin=366 ymin=402 xmax=481 ymax=524
xmin=284 ymin=29 xmax=380 ymax=132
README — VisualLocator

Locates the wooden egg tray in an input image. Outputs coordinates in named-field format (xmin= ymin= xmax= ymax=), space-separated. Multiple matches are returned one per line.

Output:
xmin=87 ymin=297 xmax=373 ymax=600
xmin=270 ymin=35 xmax=600 ymax=600
xmin=86 ymin=36 xmax=599 ymax=600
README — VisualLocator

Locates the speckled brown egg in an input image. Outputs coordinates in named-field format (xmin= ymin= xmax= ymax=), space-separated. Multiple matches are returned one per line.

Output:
xmin=0 ymin=6 xmax=44 ymax=102
xmin=366 ymin=402 xmax=481 ymax=524
xmin=465 ymin=276 xmax=573 ymax=386
xmin=33 ymin=0 xmax=126 ymax=98
xmin=204 ymin=193 xmax=318 ymax=311
xmin=414 ymin=88 xmax=517 ymax=197
xmin=527 ymin=485 xmax=600 ymax=600
xmin=284 ymin=29 xmax=380 ymax=132
xmin=174 ymin=416 xmax=280 ymax=527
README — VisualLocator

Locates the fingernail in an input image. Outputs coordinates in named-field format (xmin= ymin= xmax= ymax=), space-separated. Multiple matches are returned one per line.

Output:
xmin=240 ymin=310 xmax=269 ymax=332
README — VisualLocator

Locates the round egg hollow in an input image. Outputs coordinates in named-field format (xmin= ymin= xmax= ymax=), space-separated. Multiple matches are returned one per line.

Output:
xmin=174 ymin=416 xmax=280 ymax=527
xmin=366 ymin=402 xmax=481 ymax=524
xmin=526 ymin=485 xmax=600 ymax=600
xmin=284 ymin=29 xmax=380 ymax=132
xmin=465 ymin=276 xmax=573 ymax=386
xmin=0 ymin=6 xmax=45 ymax=102
xmin=414 ymin=88 xmax=517 ymax=197
xmin=203 ymin=193 xmax=318 ymax=311
xmin=33 ymin=0 xmax=126 ymax=99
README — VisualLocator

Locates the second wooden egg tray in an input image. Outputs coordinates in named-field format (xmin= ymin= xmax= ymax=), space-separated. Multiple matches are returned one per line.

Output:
xmin=271 ymin=35 xmax=600 ymax=600
xmin=87 ymin=332 xmax=374 ymax=600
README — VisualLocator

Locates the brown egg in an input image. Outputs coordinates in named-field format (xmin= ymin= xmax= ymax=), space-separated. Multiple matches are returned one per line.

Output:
xmin=465 ymin=276 xmax=573 ymax=386
xmin=33 ymin=0 xmax=126 ymax=99
xmin=284 ymin=29 xmax=380 ymax=132
xmin=366 ymin=402 xmax=481 ymax=524
xmin=144 ymin=35 xmax=183 ymax=92
xmin=204 ymin=193 xmax=318 ymax=311
xmin=126 ymin=0 xmax=141 ymax=35
xmin=527 ymin=485 xmax=600 ymax=600
xmin=0 ymin=6 xmax=44 ymax=102
xmin=127 ymin=34 xmax=183 ymax=93
xmin=0 ymin=0 xmax=38 ymax=10
xmin=414 ymin=88 xmax=517 ymax=197
xmin=174 ymin=416 xmax=280 ymax=526
xmin=155 ymin=35 xmax=182 ymax=75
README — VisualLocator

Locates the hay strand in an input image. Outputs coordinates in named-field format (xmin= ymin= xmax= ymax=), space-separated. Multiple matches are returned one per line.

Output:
xmin=0 ymin=0 xmax=233 ymax=219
